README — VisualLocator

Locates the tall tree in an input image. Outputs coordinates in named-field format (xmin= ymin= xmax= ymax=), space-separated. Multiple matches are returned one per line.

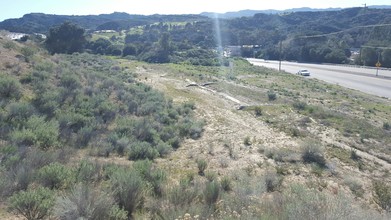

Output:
xmin=45 ymin=22 xmax=86 ymax=54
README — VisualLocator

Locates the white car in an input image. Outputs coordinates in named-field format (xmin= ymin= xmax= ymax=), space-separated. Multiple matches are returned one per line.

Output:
xmin=297 ymin=69 xmax=310 ymax=76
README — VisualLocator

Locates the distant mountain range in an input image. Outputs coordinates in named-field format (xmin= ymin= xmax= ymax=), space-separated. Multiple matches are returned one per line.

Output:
xmin=201 ymin=5 xmax=391 ymax=18
xmin=1 ymin=5 xmax=391 ymax=34
xmin=0 ymin=12 xmax=206 ymax=34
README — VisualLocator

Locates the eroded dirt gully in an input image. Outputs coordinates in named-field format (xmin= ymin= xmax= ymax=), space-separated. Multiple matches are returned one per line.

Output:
xmin=135 ymin=66 xmax=391 ymax=182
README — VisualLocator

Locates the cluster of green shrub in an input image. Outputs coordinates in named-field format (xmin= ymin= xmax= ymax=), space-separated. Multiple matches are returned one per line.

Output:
xmin=0 ymin=51 xmax=208 ymax=218
xmin=2 ymin=52 xmax=203 ymax=155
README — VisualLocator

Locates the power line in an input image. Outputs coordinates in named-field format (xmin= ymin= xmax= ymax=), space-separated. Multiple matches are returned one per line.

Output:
xmin=298 ymin=23 xmax=391 ymax=39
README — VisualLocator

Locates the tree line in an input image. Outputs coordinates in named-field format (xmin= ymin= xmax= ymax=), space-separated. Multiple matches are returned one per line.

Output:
xmin=44 ymin=7 xmax=391 ymax=67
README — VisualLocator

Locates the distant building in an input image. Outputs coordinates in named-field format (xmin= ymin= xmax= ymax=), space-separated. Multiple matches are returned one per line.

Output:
xmin=5 ymin=32 xmax=46 ymax=40
xmin=94 ymin=30 xmax=116 ymax=33
xmin=7 ymin=32 xmax=27 ymax=40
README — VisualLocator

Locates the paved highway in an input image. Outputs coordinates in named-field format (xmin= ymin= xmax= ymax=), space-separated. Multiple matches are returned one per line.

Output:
xmin=247 ymin=59 xmax=391 ymax=99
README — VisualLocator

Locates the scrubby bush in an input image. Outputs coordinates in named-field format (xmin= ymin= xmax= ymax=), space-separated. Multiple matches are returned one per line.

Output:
xmin=133 ymin=160 xmax=166 ymax=197
xmin=344 ymin=177 xmax=364 ymax=198
xmin=373 ymin=180 xmax=391 ymax=211
xmin=0 ymin=159 xmax=34 ymax=196
xmin=278 ymin=184 xmax=354 ymax=219
xmin=11 ymin=116 xmax=59 ymax=149
xmin=179 ymin=118 xmax=205 ymax=139
xmin=264 ymin=171 xmax=282 ymax=192
xmin=109 ymin=167 xmax=145 ymax=218
xmin=220 ymin=176 xmax=232 ymax=192
xmin=254 ymin=106 xmax=262 ymax=116
xmin=205 ymin=171 xmax=217 ymax=182
xmin=197 ymin=159 xmax=208 ymax=176
xmin=267 ymin=91 xmax=277 ymax=101
xmin=58 ymin=112 xmax=90 ymax=141
xmin=167 ymin=181 xmax=199 ymax=208
xmin=75 ymin=126 xmax=95 ymax=148
xmin=33 ymin=90 xmax=60 ymax=117
xmin=60 ymin=72 xmax=81 ymax=91
xmin=37 ymin=162 xmax=74 ymax=189
xmin=0 ymin=75 xmax=22 ymax=100
xmin=301 ymin=140 xmax=326 ymax=167
xmin=9 ymin=186 xmax=54 ymax=220
xmin=6 ymin=102 xmax=35 ymax=127
xmin=204 ymin=181 xmax=220 ymax=207
xmin=20 ymin=46 xmax=36 ymax=62
xmin=292 ymin=101 xmax=307 ymax=110
xmin=76 ymin=160 xmax=102 ymax=184
xmin=54 ymin=184 xmax=122 ymax=220
xmin=155 ymin=142 xmax=172 ymax=157
xmin=128 ymin=141 xmax=159 ymax=160
xmin=244 ymin=136 xmax=252 ymax=146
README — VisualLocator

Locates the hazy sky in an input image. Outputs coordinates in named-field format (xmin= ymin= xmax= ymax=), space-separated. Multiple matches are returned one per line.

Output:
xmin=1 ymin=0 xmax=390 ymax=21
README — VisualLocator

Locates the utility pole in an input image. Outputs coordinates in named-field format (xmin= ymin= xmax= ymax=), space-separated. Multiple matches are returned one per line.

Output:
xmin=376 ymin=51 xmax=381 ymax=76
xmin=278 ymin=40 xmax=282 ymax=72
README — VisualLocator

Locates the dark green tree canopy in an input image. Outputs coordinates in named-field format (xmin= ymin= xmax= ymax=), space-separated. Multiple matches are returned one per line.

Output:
xmin=45 ymin=22 xmax=87 ymax=54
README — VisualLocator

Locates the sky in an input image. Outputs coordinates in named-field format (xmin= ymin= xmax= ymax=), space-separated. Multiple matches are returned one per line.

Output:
xmin=1 ymin=0 xmax=390 ymax=22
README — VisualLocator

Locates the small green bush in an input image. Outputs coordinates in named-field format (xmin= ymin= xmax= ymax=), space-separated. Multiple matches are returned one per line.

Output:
xmin=264 ymin=171 xmax=282 ymax=192
xmin=133 ymin=160 xmax=166 ymax=197
xmin=109 ymin=167 xmax=145 ymax=218
xmin=292 ymin=101 xmax=307 ymax=110
xmin=38 ymin=162 xmax=75 ymax=189
xmin=108 ymin=205 xmax=128 ymax=220
xmin=9 ymin=186 xmax=54 ymax=220
xmin=11 ymin=128 xmax=36 ymax=146
xmin=76 ymin=160 xmax=102 ymax=183
xmin=243 ymin=136 xmax=252 ymax=146
xmin=179 ymin=118 xmax=205 ymax=139
xmin=197 ymin=159 xmax=208 ymax=176
xmin=220 ymin=176 xmax=232 ymax=192
xmin=204 ymin=181 xmax=220 ymax=207
xmin=11 ymin=116 xmax=59 ymax=149
xmin=21 ymin=46 xmax=36 ymax=62
xmin=6 ymin=102 xmax=35 ymax=126
xmin=54 ymin=184 xmax=117 ymax=220
xmin=267 ymin=91 xmax=277 ymax=101
xmin=3 ymin=41 xmax=16 ymax=50
xmin=311 ymin=164 xmax=324 ymax=177
xmin=0 ymin=75 xmax=22 ymax=100
xmin=373 ymin=180 xmax=391 ymax=211
xmin=128 ymin=142 xmax=159 ymax=160
xmin=60 ymin=72 xmax=81 ymax=91
xmin=301 ymin=140 xmax=326 ymax=167
xmin=155 ymin=142 xmax=172 ymax=157
xmin=383 ymin=122 xmax=390 ymax=130
xmin=205 ymin=171 xmax=217 ymax=182
xmin=167 ymin=183 xmax=199 ymax=208
xmin=75 ymin=126 xmax=95 ymax=148
xmin=344 ymin=178 xmax=364 ymax=198
xmin=254 ymin=106 xmax=262 ymax=116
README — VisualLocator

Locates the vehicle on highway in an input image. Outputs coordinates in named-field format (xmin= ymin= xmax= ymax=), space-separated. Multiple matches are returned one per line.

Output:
xmin=297 ymin=69 xmax=310 ymax=76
